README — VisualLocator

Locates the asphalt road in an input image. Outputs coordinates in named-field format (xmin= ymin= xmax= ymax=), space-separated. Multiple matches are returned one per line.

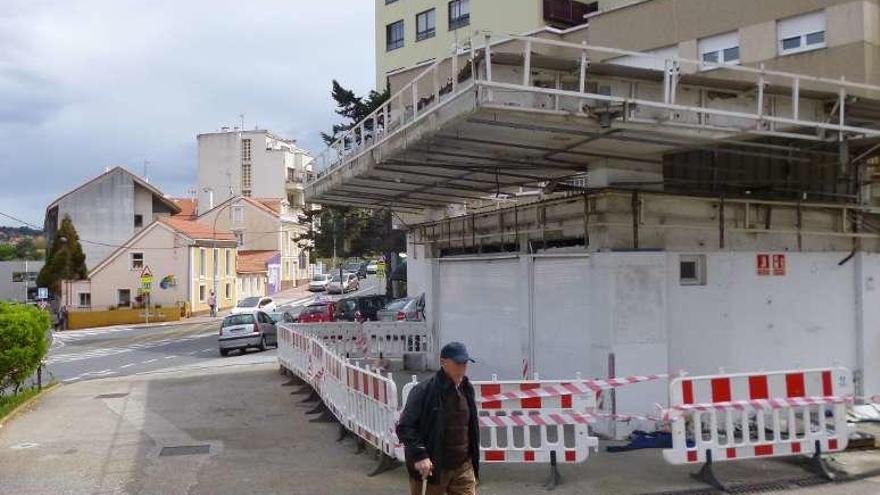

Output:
xmin=43 ymin=276 xmax=381 ymax=385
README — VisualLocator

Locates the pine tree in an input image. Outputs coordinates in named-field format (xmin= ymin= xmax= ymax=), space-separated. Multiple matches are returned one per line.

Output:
xmin=37 ymin=215 xmax=87 ymax=295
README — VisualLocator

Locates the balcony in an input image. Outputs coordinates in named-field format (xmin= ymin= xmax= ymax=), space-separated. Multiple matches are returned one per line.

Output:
xmin=543 ymin=0 xmax=597 ymax=29
xmin=305 ymin=33 xmax=880 ymax=214
xmin=285 ymin=170 xmax=313 ymax=191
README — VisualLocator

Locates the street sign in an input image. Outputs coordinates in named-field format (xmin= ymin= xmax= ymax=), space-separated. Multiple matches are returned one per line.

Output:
xmin=37 ymin=287 xmax=48 ymax=300
xmin=140 ymin=266 xmax=154 ymax=294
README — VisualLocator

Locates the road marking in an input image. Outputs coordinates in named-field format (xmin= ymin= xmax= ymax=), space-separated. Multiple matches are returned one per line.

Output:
xmin=201 ymin=348 xmax=212 ymax=352
xmin=164 ymin=356 xmax=175 ymax=359
xmin=120 ymin=363 xmax=135 ymax=369
xmin=142 ymin=359 xmax=157 ymax=364
xmin=62 ymin=376 xmax=81 ymax=383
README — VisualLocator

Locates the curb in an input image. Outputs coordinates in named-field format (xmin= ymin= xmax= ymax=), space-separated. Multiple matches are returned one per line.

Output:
xmin=0 ymin=383 xmax=61 ymax=429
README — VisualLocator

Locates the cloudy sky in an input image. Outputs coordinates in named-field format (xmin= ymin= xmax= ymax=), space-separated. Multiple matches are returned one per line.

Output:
xmin=0 ymin=0 xmax=375 ymax=227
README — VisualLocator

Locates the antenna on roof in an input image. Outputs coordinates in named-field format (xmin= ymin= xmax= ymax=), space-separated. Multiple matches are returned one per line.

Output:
xmin=143 ymin=160 xmax=150 ymax=183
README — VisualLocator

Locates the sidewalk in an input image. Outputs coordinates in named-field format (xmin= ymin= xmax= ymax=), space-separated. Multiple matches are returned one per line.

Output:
xmin=3 ymin=359 xmax=879 ymax=495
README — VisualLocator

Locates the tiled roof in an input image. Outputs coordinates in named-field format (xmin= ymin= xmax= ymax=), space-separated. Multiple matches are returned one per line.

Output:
xmin=157 ymin=216 xmax=235 ymax=241
xmin=252 ymin=198 xmax=282 ymax=215
xmin=172 ymin=198 xmax=198 ymax=219
xmin=237 ymin=250 xmax=278 ymax=273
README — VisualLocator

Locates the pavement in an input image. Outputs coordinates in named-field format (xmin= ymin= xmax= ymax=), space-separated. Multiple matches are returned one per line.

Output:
xmin=43 ymin=276 xmax=382 ymax=386
xmin=4 ymin=353 xmax=880 ymax=494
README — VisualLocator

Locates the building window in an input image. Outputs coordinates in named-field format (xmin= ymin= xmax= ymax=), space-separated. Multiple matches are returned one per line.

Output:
xmin=448 ymin=0 xmax=470 ymax=30
xmin=299 ymin=251 xmax=307 ymax=270
xmin=78 ymin=292 xmax=91 ymax=308
xmin=117 ymin=289 xmax=131 ymax=307
xmin=199 ymin=248 xmax=206 ymax=277
xmin=134 ymin=214 xmax=143 ymax=228
xmin=679 ymin=255 xmax=707 ymax=286
xmin=241 ymin=163 xmax=252 ymax=191
xmin=699 ymin=31 xmax=740 ymax=68
xmin=241 ymin=138 xmax=252 ymax=162
xmin=12 ymin=272 xmax=37 ymax=283
xmin=213 ymin=248 xmax=220 ymax=278
xmin=199 ymin=284 xmax=206 ymax=302
xmin=234 ymin=231 xmax=244 ymax=247
xmin=416 ymin=9 xmax=436 ymax=41
xmin=386 ymin=20 xmax=404 ymax=51
xmin=226 ymin=249 xmax=232 ymax=276
xmin=225 ymin=282 xmax=232 ymax=299
xmin=231 ymin=205 xmax=245 ymax=224
xmin=131 ymin=252 xmax=144 ymax=270
xmin=778 ymin=10 xmax=826 ymax=55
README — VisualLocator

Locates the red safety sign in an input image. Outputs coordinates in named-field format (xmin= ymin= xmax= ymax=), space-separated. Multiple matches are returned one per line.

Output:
xmin=772 ymin=254 xmax=786 ymax=276
xmin=756 ymin=254 xmax=770 ymax=276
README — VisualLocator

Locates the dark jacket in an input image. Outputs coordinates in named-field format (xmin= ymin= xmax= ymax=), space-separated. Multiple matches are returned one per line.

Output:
xmin=396 ymin=369 xmax=480 ymax=484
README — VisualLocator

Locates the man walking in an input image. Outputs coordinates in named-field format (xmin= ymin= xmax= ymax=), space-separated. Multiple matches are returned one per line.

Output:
xmin=397 ymin=342 xmax=479 ymax=495
xmin=208 ymin=291 xmax=217 ymax=317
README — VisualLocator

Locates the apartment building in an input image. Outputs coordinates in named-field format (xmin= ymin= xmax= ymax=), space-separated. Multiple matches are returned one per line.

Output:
xmin=196 ymin=128 xmax=314 ymax=213
xmin=581 ymin=0 xmax=880 ymax=87
xmin=44 ymin=166 xmax=181 ymax=271
xmin=375 ymin=0 xmax=642 ymax=89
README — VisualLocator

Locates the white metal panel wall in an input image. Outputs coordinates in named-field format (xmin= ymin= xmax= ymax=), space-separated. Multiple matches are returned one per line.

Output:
xmin=438 ymin=257 xmax=524 ymax=380
xmin=532 ymin=256 xmax=592 ymax=380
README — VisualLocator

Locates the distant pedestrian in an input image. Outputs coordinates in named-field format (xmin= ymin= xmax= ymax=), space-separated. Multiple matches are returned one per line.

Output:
xmin=397 ymin=342 xmax=479 ymax=495
xmin=59 ymin=305 xmax=68 ymax=331
xmin=208 ymin=291 xmax=217 ymax=317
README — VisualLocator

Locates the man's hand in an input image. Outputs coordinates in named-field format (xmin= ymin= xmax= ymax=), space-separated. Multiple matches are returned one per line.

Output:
xmin=415 ymin=458 xmax=433 ymax=479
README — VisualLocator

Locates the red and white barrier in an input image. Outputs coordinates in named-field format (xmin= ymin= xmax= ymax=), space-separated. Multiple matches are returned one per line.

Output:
xmin=662 ymin=367 xmax=853 ymax=466
xmin=290 ymin=321 xmax=432 ymax=359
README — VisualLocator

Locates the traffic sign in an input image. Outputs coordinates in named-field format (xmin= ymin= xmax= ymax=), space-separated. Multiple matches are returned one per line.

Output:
xmin=37 ymin=287 xmax=49 ymax=300
xmin=140 ymin=266 xmax=154 ymax=294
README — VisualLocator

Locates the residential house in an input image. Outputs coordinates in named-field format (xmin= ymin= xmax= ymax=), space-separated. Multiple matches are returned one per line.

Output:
xmin=198 ymin=196 xmax=310 ymax=292
xmin=66 ymin=216 xmax=237 ymax=315
xmin=44 ymin=166 xmax=181 ymax=271
xmin=236 ymin=250 xmax=279 ymax=300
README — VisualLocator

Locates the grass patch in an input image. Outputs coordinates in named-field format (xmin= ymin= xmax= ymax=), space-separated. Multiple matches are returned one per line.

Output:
xmin=0 ymin=387 xmax=43 ymax=421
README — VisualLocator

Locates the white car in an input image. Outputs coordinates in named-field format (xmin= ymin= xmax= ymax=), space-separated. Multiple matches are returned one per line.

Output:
xmin=366 ymin=261 xmax=378 ymax=274
xmin=308 ymin=273 xmax=333 ymax=292
xmin=327 ymin=273 xmax=359 ymax=294
xmin=230 ymin=296 xmax=277 ymax=315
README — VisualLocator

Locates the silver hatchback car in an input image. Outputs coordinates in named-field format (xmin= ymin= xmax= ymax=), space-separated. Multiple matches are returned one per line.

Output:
xmin=218 ymin=311 xmax=278 ymax=356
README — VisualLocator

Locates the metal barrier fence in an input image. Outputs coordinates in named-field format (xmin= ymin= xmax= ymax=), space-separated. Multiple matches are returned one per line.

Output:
xmin=662 ymin=367 xmax=853 ymax=491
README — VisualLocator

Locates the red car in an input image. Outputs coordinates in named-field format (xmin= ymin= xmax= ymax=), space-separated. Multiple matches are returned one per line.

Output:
xmin=297 ymin=301 xmax=337 ymax=323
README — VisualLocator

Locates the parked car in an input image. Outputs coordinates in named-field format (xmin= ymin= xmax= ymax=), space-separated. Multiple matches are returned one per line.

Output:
xmin=230 ymin=296 xmax=277 ymax=315
xmin=366 ymin=260 xmax=379 ymax=274
xmin=308 ymin=273 xmax=333 ymax=292
xmin=327 ymin=273 xmax=359 ymax=294
xmin=297 ymin=301 xmax=337 ymax=323
xmin=334 ymin=294 xmax=390 ymax=322
xmin=344 ymin=262 xmax=367 ymax=279
xmin=267 ymin=310 xmax=297 ymax=324
xmin=377 ymin=295 xmax=425 ymax=322
xmin=218 ymin=311 xmax=278 ymax=356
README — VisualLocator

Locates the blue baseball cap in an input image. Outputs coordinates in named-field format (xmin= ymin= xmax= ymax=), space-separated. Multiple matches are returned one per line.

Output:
xmin=440 ymin=342 xmax=474 ymax=364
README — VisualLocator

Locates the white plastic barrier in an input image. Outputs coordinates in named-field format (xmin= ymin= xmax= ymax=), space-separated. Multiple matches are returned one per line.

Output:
xmin=662 ymin=367 xmax=853 ymax=489
xmin=279 ymin=323 xmax=403 ymax=462
xmin=288 ymin=321 xmax=431 ymax=359
xmin=401 ymin=374 xmax=600 ymax=467
xmin=363 ymin=321 xmax=432 ymax=357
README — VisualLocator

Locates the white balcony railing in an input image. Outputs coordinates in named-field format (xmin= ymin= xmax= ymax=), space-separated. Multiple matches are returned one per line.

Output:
xmin=310 ymin=33 xmax=880 ymax=185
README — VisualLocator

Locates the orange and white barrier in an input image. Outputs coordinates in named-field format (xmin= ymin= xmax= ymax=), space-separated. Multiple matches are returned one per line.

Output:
xmin=662 ymin=367 xmax=852 ymax=474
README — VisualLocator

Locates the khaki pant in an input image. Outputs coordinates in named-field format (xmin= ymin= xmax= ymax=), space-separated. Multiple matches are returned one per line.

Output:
xmin=409 ymin=461 xmax=476 ymax=495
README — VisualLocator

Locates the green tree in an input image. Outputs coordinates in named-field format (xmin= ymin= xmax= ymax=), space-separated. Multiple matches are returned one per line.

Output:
xmin=0 ymin=244 xmax=15 ymax=261
xmin=320 ymin=80 xmax=390 ymax=145
xmin=37 ymin=215 xmax=87 ymax=295
xmin=0 ymin=302 xmax=50 ymax=395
